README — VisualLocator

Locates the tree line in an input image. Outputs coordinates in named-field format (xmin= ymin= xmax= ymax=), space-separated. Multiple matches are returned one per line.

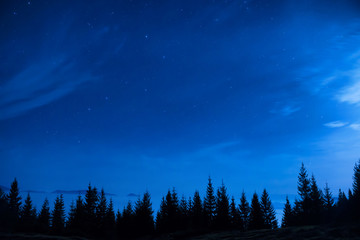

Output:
xmin=0 ymin=160 xmax=360 ymax=239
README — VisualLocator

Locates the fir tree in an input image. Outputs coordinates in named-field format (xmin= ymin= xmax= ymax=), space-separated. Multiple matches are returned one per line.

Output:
xmin=248 ymin=193 xmax=264 ymax=230
xmin=260 ymin=189 xmax=277 ymax=229
xmin=84 ymin=184 xmax=98 ymax=233
xmin=353 ymin=159 xmax=360 ymax=199
xmin=294 ymin=163 xmax=311 ymax=225
xmin=51 ymin=194 xmax=65 ymax=234
xmin=19 ymin=193 xmax=37 ymax=232
xmin=190 ymin=190 xmax=204 ymax=230
xmin=120 ymin=201 xmax=135 ymax=238
xmin=104 ymin=198 xmax=116 ymax=237
xmin=7 ymin=178 xmax=22 ymax=219
xmin=309 ymin=175 xmax=324 ymax=224
xmin=281 ymin=196 xmax=292 ymax=228
xmin=323 ymin=183 xmax=334 ymax=210
xmin=203 ymin=176 xmax=216 ymax=227
xmin=229 ymin=196 xmax=241 ymax=229
xmin=215 ymin=181 xmax=230 ymax=229
xmin=239 ymin=191 xmax=250 ymax=230
xmin=134 ymin=191 xmax=154 ymax=236
xmin=179 ymin=195 xmax=189 ymax=230
xmin=96 ymin=188 xmax=107 ymax=235
xmin=38 ymin=198 xmax=50 ymax=233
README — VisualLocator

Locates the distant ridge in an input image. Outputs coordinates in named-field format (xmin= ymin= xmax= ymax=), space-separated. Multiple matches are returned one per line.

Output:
xmin=0 ymin=185 xmax=9 ymax=191
xmin=127 ymin=193 xmax=140 ymax=197
xmin=52 ymin=189 xmax=117 ymax=196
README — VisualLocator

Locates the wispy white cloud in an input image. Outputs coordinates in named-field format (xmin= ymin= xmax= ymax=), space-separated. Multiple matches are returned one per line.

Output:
xmin=324 ymin=121 xmax=348 ymax=128
xmin=349 ymin=123 xmax=360 ymax=131
xmin=337 ymin=78 xmax=360 ymax=105
xmin=0 ymin=60 xmax=95 ymax=120
xmin=270 ymin=103 xmax=301 ymax=117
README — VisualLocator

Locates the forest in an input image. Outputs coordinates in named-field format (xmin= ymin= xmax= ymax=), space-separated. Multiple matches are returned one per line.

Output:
xmin=0 ymin=160 xmax=360 ymax=239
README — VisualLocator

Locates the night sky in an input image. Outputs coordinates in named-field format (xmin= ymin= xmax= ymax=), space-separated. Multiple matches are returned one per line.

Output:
xmin=1 ymin=0 xmax=360 ymax=211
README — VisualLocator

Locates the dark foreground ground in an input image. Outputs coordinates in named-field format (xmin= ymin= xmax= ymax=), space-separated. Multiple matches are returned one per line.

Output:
xmin=1 ymin=224 xmax=360 ymax=240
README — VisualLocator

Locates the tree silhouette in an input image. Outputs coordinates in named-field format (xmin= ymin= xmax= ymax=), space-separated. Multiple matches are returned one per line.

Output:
xmin=51 ymin=194 xmax=65 ymax=234
xmin=104 ymin=198 xmax=116 ymax=238
xmin=248 ymin=193 xmax=264 ymax=230
xmin=281 ymin=196 xmax=292 ymax=228
xmin=118 ymin=201 xmax=135 ymax=238
xmin=190 ymin=190 xmax=204 ymax=230
xmin=179 ymin=195 xmax=189 ymax=230
xmin=230 ymin=196 xmax=241 ymax=229
xmin=67 ymin=195 xmax=85 ymax=235
xmin=309 ymin=175 xmax=324 ymax=224
xmin=260 ymin=189 xmax=277 ymax=229
xmin=352 ymin=159 xmax=360 ymax=219
xmin=38 ymin=198 xmax=50 ymax=233
xmin=203 ymin=177 xmax=216 ymax=227
xmin=293 ymin=163 xmax=311 ymax=225
xmin=7 ymin=178 xmax=22 ymax=228
xmin=84 ymin=184 xmax=98 ymax=234
xmin=0 ymin=188 xmax=10 ymax=231
xmin=156 ymin=189 xmax=180 ymax=233
xmin=19 ymin=193 xmax=37 ymax=232
xmin=239 ymin=191 xmax=250 ymax=230
xmin=134 ymin=191 xmax=154 ymax=236
xmin=96 ymin=188 xmax=107 ymax=236
xmin=215 ymin=181 xmax=230 ymax=229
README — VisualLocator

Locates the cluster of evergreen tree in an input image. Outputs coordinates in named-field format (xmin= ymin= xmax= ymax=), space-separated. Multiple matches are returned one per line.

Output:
xmin=281 ymin=160 xmax=360 ymax=227
xmin=155 ymin=178 xmax=277 ymax=234
xmin=1 ymin=159 xmax=360 ymax=239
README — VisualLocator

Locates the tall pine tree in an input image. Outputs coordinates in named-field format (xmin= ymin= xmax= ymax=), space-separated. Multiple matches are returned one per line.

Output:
xmin=215 ymin=181 xmax=230 ymax=229
xmin=38 ymin=198 xmax=50 ymax=233
xmin=260 ymin=189 xmax=277 ymax=229
xmin=51 ymin=194 xmax=65 ymax=234
xmin=203 ymin=177 xmax=216 ymax=227
xmin=248 ymin=193 xmax=264 ymax=230
xmin=134 ymin=191 xmax=154 ymax=236
xmin=281 ymin=196 xmax=292 ymax=228
xmin=239 ymin=191 xmax=250 ymax=230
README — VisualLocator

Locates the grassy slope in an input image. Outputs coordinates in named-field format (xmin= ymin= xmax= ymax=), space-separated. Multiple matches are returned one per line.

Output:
xmin=2 ymin=224 xmax=360 ymax=240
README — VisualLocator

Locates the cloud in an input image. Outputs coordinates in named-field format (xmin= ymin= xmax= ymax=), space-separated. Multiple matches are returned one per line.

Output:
xmin=349 ymin=123 xmax=360 ymax=131
xmin=270 ymin=103 xmax=301 ymax=117
xmin=337 ymin=79 xmax=360 ymax=105
xmin=324 ymin=121 xmax=348 ymax=128
xmin=0 ymin=60 xmax=95 ymax=120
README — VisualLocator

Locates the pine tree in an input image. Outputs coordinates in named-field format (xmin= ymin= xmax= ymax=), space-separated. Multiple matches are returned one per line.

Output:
xmin=229 ymin=196 xmax=241 ymax=229
xmin=120 ymin=201 xmax=135 ymax=238
xmin=190 ymin=190 xmax=204 ymax=230
xmin=248 ymin=192 xmax=264 ymax=230
xmin=353 ymin=159 xmax=360 ymax=199
xmin=281 ymin=196 xmax=292 ymax=228
xmin=239 ymin=191 xmax=250 ymax=230
xmin=156 ymin=189 xmax=180 ymax=233
xmin=38 ymin=198 xmax=50 ymax=233
xmin=309 ymin=175 xmax=324 ymax=224
xmin=84 ymin=184 xmax=98 ymax=233
xmin=215 ymin=181 xmax=230 ymax=229
xmin=203 ymin=176 xmax=216 ymax=227
xmin=134 ymin=191 xmax=154 ymax=236
xmin=352 ymin=160 xmax=360 ymax=219
xmin=96 ymin=188 xmax=107 ymax=235
xmin=179 ymin=195 xmax=189 ymax=230
xmin=7 ymin=178 xmax=22 ymax=220
xmin=323 ymin=183 xmax=334 ymax=211
xmin=260 ymin=189 xmax=277 ymax=229
xmin=19 ymin=193 xmax=37 ymax=232
xmin=294 ymin=163 xmax=311 ymax=225
xmin=0 ymin=188 xmax=10 ymax=231
xmin=51 ymin=194 xmax=65 ymax=234
xmin=104 ymin=198 xmax=116 ymax=237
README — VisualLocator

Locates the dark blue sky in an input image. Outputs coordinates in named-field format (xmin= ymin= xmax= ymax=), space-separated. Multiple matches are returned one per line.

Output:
xmin=1 ymin=0 xmax=360 ymax=209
